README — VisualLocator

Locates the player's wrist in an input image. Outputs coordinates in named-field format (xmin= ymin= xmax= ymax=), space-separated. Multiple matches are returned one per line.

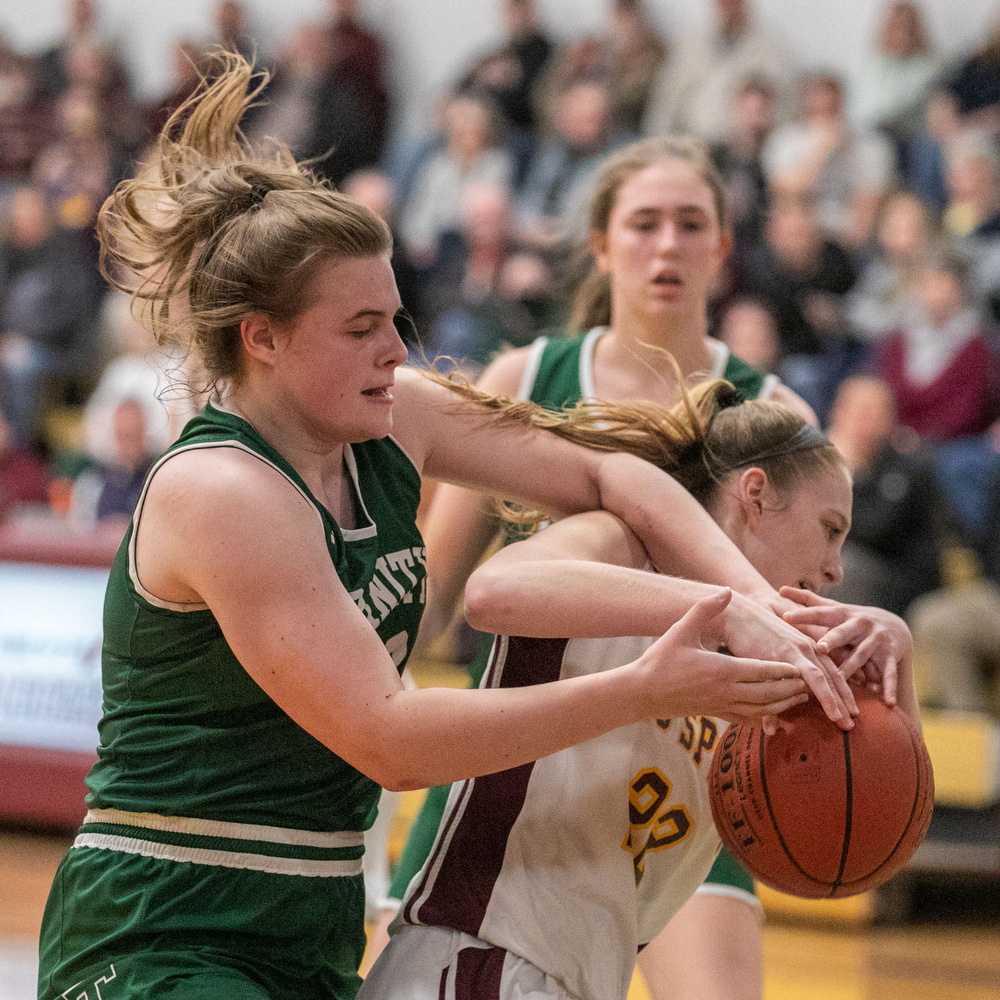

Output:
xmin=617 ymin=653 xmax=663 ymax=725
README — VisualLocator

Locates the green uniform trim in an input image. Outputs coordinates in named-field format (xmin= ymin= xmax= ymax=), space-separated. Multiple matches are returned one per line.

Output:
xmin=703 ymin=845 xmax=757 ymax=898
xmin=390 ymin=330 xmax=777 ymax=903
xmin=79 ymin=807 xmax=366 ymax=847
xmin=76 ymin=816 xmax=364 ymax=863
xmin=71 ymin=833 xmax=363 ymax=877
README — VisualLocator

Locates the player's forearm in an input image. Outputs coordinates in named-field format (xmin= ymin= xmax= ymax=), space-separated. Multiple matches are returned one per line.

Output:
xmin=595 ymin=452 xmax=774 ymax=601
xmin=370 ymin=668 xmax=647 ymax=790
xmin=465 ymin=559 xmax=715 ymax=638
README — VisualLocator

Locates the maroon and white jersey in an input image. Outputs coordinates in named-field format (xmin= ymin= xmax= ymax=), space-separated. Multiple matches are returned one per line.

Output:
xmin=396 ymin=633 xmax=725 ymax=1000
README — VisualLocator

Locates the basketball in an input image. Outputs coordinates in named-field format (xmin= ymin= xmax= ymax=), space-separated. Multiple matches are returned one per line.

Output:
xmin=708 ymin=685 xmax=934 ymax=898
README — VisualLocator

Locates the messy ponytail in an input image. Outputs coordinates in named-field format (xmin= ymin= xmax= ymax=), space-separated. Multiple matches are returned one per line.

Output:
xmin=426 ymin=369 xmax=842 ymax=527
xmin=97 ymin=51 xmax=391 ymax=392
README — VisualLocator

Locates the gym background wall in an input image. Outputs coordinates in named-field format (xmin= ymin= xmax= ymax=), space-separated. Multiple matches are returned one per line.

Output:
xmin=1 ymin=0 xmax=995 ymax=137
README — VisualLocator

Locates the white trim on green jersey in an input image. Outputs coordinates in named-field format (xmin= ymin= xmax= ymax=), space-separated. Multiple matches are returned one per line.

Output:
xmin=516 ymin=336 xmax=549 ymax=400
xmin=82 ymin=809 xmax=365 ymax=849
xmin=127 ymin=439 xmax=326 ymax=613
xmin=71 ymin=833 xmax=364 ymax=878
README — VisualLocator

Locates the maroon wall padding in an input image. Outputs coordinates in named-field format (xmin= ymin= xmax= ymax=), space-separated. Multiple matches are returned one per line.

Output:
xmin=0 ymin=743 xmax=94 ymax=829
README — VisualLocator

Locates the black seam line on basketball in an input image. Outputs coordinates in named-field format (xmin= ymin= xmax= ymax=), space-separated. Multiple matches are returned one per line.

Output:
xmin=830 ymin=730 xmax=853 ymax=896
xmin=757 ymin=729 xmax=828 ymax=888
xmin=838 ymin=723 xmax=926 ymax=888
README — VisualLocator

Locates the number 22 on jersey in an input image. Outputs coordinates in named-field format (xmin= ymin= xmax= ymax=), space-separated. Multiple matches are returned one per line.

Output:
xmin=622 ymin=767 xmax=693 ymax=885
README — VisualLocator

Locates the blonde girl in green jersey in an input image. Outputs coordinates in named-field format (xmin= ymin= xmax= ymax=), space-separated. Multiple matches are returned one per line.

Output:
xmin=38 ymin=58 xmax=857 ymax=1000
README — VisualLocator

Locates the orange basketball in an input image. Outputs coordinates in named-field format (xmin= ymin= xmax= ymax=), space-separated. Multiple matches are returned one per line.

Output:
xmin=708 ymin=685 xmax=934 ymax=898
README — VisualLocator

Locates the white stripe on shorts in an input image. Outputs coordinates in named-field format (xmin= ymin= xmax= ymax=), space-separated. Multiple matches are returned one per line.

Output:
xmin=694 ymin=882 xmax=764 ymax=916
xmin=82 ymin=808 xmax=364 ymax=849
xmin=72 ymin=832 xmax=364 ymax=878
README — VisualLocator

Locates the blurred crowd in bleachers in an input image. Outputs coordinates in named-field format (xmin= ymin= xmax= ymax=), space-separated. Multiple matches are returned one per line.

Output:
xmin=2 ymin=0 xmax=1000 ymax=714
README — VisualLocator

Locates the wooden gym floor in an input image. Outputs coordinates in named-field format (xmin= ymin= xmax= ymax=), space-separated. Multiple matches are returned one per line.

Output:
xmin=2 ymin=828 xmax=998 ymax=1000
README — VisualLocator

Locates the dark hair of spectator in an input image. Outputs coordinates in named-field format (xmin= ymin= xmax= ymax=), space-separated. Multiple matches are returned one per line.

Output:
xmin=568 ymin=136 xmax=729 ymax=333
xmin=879 ymin=2 xmax=929 ymax=58
xmin=96 ymin=51 xmax=391 ymax=393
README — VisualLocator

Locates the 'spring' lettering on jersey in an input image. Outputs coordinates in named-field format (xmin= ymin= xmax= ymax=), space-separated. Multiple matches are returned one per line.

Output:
xmin=349 ymin=546 xmax=426 ymax=629
xmin=677 ymin=716 xmax=718 ymax=766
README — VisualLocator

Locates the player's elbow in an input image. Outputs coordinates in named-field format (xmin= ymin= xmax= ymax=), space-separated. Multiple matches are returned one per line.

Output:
xmin=371 ymin=770 xmax=421 ymax=793
xmin=463 ymin=568 xmax=513 ymax=633
xmin=360 ymin=751 xmax=427 ymax=793
xmin=353 ymin=719 xmax=439 ymax=792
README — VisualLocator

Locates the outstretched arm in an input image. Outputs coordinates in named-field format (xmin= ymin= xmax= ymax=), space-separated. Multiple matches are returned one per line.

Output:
xmin=141 ymin=448 xmax=808 ymax=793
xmin=392 ymin=367 xmax=857 ymax=727
xmin=466 ymin=511 xmax=855 ymax=723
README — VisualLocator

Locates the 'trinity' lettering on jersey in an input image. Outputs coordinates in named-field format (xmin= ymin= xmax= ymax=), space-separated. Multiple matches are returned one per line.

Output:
xmin=348 ymin=546 xmax=427 ymax=629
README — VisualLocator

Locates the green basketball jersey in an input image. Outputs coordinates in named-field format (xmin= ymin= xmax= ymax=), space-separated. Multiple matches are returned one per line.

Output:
xmin=89 ymin=402 xmax=426 ymax=835
xmin=519 ymin=326 xmax=778 ymax=411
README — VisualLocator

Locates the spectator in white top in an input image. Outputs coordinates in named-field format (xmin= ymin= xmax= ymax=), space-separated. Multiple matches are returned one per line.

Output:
xmin=83 ymin=290 xmax=196 ymax=466
xmin=847 ymin=192 xmax=934 ymax=342
xmin=642 ymin=0 xmax=796 ymax=145
xmin=849 ymin=2 xmax=940 ymax=138
xmin=764 ymin=73 xmax=895 ymax=247
xmin=399 ymin=93 xmax=514 ymax=266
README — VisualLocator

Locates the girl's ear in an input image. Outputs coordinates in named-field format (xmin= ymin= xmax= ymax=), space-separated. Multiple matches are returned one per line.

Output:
xmin=589 ymin=229 xmax=611 ymax=275
xmin=240 ymin=313 xmax=279 ymax=367
xmin=736 ymin=467 xmax=769 ymax=530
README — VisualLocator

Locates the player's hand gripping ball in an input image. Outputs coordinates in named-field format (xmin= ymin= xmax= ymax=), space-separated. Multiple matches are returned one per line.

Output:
xmin=709 ymin=686 xmax=934 ymax=898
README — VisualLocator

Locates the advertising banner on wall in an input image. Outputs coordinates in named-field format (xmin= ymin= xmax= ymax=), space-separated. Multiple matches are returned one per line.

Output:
xmin=0 ymin=562 xmax=108 ymax=754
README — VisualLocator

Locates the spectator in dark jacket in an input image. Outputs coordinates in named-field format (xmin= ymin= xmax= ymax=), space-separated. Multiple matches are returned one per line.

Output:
xmin=459 ymin=0 xmax=552 ymax=132
xmin=738 ymin=184 xmax=862 ymax=420
xmin=0 ymin=186 xmax=101 ymax=441
xmin=326 ymin=0 xmax=389 ymax=151
xmin=826 ymin=375 xmax=942 ymax=617
xmin=946 ymin=15 xmax=1000 ymax=124
xmin=710 ymin=76 xmax=777 ymax=251
xmin=741 ymin=185 xmax=857 ymax=354
xmin=94 ymin=398 xmax=155 ymax=524
xmin=0 ymin=44 xmax=52 ymax=183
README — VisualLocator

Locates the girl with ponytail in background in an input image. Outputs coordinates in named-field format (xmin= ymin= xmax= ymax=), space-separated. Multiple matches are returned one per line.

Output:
xmin=36 ymin=58 xmax=857 ymax=1000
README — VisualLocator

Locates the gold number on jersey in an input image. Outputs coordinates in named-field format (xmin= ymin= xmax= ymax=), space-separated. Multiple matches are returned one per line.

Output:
xmin=622 ymin=767 xmax=693 ymax=885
